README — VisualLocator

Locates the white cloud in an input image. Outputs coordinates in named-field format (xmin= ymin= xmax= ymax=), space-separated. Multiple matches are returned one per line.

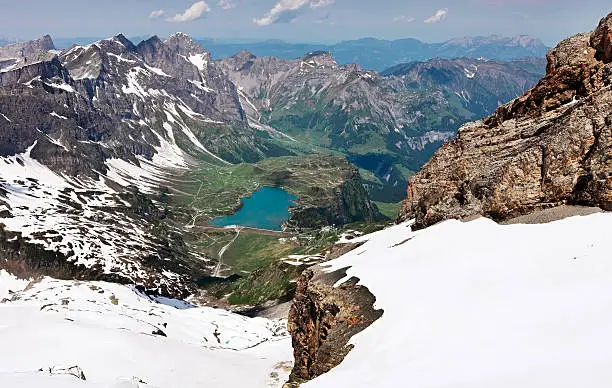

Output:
xmin=149 ymin=9 xmax=165 ymax=19
xmin=167 ymin=1 xmax=211 ymax=22
xmin=310 ymin=0 xmax=334 ymax=8
xmin=253 ymin=0 xmax=333 ymax=26
xmin=394 ymin=15 xmax=415 ymax=23
xmin=424 ymin=8 xmax=448 ymax=23
xmin=218 ymin=0 xmax=236 ymax=10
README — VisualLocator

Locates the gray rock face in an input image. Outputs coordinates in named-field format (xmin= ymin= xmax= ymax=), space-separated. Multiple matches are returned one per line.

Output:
xmin=0 ymin=35 xmax=56 ymax=72
xmin=0 ymin=34 xmax=55 ymax=59
xmin=399 ymin=13 xmax=612 ymax=229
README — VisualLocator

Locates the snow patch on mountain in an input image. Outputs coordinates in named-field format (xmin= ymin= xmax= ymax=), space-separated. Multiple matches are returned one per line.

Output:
xmin=0 ymin=143 xmax=191 ymax=287
xmin=188 ymin=53 xmax=208 ymax=72
xmin=0 ymin=270 xmax=29 ymax=300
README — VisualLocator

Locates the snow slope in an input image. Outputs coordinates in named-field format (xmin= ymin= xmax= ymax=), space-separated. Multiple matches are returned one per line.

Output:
xmin=306 ymin=213 xmax=612 ymax=387
xmin=0 ymin=142 xmax=193 ymax=286
xmin=0 ymin=277 xmax=293 ymax=387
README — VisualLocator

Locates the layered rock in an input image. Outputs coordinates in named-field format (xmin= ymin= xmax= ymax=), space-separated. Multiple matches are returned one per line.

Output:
xmin=399 ymin=13 xmax=612 ymax=229
xmin=285 ymin=267 xmax=382 ymax=386
xmin=0 ymin=35 xmax=56 ymax=73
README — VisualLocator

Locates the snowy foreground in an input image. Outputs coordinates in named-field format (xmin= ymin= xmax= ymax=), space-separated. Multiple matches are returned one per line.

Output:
xmin=0 ymin=274 xmax=293 ymax=388
xmin=306 ymin=212 xmax=612 ymax=387
xmin=2 ymin=212 xmax=611 ymax=387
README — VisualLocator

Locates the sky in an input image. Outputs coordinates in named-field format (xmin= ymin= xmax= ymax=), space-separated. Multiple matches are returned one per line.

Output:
xmin=0 ymin=0 xmax=610 ymax=45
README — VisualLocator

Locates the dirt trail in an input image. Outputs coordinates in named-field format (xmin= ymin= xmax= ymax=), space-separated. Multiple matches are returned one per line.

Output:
xmin=213 ymin=227 xmax=243 ymax=277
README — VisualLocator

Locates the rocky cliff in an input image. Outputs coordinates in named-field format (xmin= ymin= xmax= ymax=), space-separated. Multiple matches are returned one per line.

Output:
xmin=285 ymin=267 xmax=382 ymax=386
xmin=286 ymin=161 xmax=383 ymax=228
xmin=399 ymin=13 xmax=612 ymax=229
xmin=0 ymin=35 xmax=56 ymax=73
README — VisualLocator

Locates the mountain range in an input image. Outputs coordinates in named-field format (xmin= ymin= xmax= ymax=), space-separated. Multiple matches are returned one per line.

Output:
xmin=23 ymin=34 xmax=550 ymax=72
xmin=0 ymin=30 xmax=545 ymax=298
xmin=201 ymin=35 xmax=549 ymax=71
xmin=0 ymin=9 xmax=611 ymax=388
xmin=220 ymin=50 xmax=545 ymax=201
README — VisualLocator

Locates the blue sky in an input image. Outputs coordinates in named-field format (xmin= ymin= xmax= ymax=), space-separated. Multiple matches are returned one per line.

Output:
xmin=1 ymin=0 xmax=610 ymax=44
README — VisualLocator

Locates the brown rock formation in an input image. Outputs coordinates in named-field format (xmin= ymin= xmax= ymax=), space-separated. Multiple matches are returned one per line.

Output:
xmin=399 ymin=13 xmax=612 ymax=229
xmin=285 ymin=267 xmax=382 ymax=386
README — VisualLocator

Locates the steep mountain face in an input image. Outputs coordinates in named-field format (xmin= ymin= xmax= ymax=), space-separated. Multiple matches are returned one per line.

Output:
xmin=0 ymin=33 xmax=294 ymax=298
xmin=0 ymin=33 xmax=384 ymax=299
xmin=0 ymin=35 xmax=56 ymax=73
xmin=399 ymin=13 xmax=612 ymax=229
xmin=203 ymin=35 xmax=549 ymax=72
xmin=382 ymin=57 xmax=546 ymax=119
xmin=220 ymin=52 xmax=544 ymax=202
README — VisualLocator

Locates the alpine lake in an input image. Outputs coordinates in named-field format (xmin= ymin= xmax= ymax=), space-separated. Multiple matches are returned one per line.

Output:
xmin=210 ymin=186 xmax=298 ymax=231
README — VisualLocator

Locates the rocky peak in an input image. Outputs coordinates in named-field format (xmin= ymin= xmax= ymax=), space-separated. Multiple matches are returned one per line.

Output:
xmin=135 ymin=35 xmax=165 ymax=64
xmin=0 ymin=35 xmax=57 ymax=73
xmin=164 ymin=32 xmax=207 ymax=57
xmin=591 ymin=13 xmax=612 ymax=63
xmin=136 ymin=35 xmax=163 ymax=53
xmin=224 ymin=50 xmax=257 ymax=72
xmin=109 ymin=33 xmax=137 ymax=51
xmin=95 ymin=34 xmax=137 ymax=56
xmin=0 ymin=35 xmax=56 ymax=59
xmin=234 ymin=50 xmax=257 ymax=63
xmin=34 ymin=34 xmax=55 ymax=50
xmin=301 ymin=51 xmax=337 ymax=67
xmin=398 ymin=12 xmax=612 ymax=229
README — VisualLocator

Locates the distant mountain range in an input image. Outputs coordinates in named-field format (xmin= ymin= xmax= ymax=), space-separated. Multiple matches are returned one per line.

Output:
xmin=220 ymin=51 xmax=546 ymax=201
xmin=202 ymin=35 xmax=550 ymax=71
xmin=6 ymin=35 xmax=550 ymax=72
xmin=0 ymin=33 xmax=546 ymax=206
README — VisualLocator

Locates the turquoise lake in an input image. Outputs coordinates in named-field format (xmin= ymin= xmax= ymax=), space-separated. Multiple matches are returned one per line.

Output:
xmin=210 ymin=186 xmax=298 ymax=231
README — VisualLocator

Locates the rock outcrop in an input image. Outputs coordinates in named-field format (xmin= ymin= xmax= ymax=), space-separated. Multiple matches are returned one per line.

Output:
xmin=285 ymin=267 xmax=382 ymax=386
xmin=399 ymin=13 xmax=612 ymax=229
